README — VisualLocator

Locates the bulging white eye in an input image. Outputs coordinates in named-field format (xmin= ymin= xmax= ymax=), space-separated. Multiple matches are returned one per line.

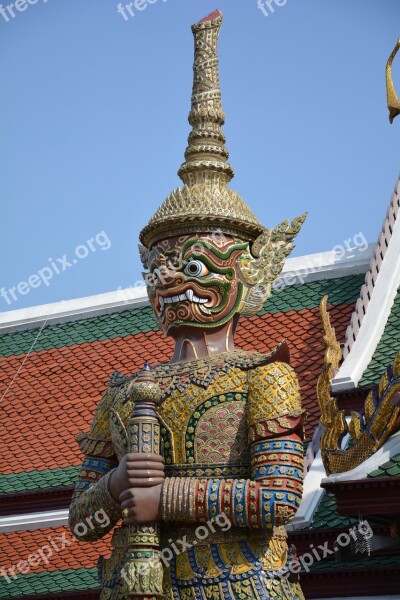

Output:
xmin=184 ymin=260 xmax=209 ymax=277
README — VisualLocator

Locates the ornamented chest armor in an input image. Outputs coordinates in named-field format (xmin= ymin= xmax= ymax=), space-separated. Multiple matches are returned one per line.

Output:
xmin=71 ymin=350 xmax=305 ymax=599
xmin=158 ymin=365 xmax=250 ymax=472
xmin=108 ymin=349 xmax=301 ymax=470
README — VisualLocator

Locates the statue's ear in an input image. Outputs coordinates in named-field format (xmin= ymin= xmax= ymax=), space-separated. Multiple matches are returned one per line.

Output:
xmin=138 ymin=244 xmax=150 ymax=269
xmin=237 ymin=213 xmax=307 ymax=316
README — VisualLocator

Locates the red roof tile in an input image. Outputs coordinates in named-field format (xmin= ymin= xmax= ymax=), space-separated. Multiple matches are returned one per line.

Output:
xmin=0 ymin=525 xmax=111 ymax=573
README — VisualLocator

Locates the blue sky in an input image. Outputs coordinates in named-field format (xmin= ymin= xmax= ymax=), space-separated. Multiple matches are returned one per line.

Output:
xmin=1 ymin=0 xmax=400 ymax=312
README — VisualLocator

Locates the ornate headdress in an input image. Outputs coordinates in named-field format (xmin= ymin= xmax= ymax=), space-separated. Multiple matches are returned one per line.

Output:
xmin=139 ymin=10 xmax=305 ymax=315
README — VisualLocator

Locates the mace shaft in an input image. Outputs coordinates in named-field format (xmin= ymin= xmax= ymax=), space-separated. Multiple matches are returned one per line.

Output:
xmin=125 ymin=364 xmax=163 ymax=600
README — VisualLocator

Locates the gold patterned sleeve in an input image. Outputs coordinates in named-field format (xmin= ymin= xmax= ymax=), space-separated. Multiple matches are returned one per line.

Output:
xmin=68 ymin=388 xmax=122 ymax=542
xmin=161 ymin=361 xmax=305 ymax=529
xmin=245 ymin=361 xmax=305 ymax=527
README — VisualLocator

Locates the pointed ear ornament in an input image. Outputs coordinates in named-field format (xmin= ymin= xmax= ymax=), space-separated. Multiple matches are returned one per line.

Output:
xmin=237 ymin=213 xmax=307 ymax=316
xmin=386 ymin=38 xmax=400 ymax=124
xmin=138 ymin=244 xmax=150 ymax=269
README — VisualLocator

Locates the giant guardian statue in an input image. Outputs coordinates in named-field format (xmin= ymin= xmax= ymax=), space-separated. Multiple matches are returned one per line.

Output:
xmin=69 ymin=10 xmax=306 ymax=600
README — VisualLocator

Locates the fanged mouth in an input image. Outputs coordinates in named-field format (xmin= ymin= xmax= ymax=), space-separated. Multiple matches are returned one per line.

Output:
xmin=157 ymin=287 xmax=212 ymax=318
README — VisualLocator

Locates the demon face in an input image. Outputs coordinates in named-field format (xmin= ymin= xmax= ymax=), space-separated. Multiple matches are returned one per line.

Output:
xmin=144 ymin=232 xmax=247 ymax=334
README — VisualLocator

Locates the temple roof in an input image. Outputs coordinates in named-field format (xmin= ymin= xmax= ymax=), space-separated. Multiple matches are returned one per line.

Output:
xmin=0 ymin=267 xmax=365 ymax=495
xmin=0 ymin=244 xmax=389 ymax=600
xmin=0 ymin=526 xmax=110 ymax=598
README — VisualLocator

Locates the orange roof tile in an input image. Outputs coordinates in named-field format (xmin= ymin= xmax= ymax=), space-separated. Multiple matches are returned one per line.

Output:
xmin=0 ymin=525 xmax=111 ymax=573
xmin=0 ymin=304 xmax=353 ymax=476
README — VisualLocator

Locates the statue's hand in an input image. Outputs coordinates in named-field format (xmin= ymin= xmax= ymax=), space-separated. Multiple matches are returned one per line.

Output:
xmin=120 ymin=483 xmax=163 ymax=524
xmin=108 ymin=453 xmax=164 ymax=503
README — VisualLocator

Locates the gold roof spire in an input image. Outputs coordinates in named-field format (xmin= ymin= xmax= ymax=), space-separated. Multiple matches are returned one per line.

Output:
xmin=139 ymin=10 xmax=264 ymax=248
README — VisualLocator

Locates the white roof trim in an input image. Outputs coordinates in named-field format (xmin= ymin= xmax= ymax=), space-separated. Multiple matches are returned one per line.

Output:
xmin=277 ymin=244 xmax=373 ymax=285
xmin=0 ymin=286 xmax=149 ymax=333
xmin=342 ymin=176 xmax=400 ymax=359
xmin=0 ymin=246 xmax=373 ymax=334
xmin=332 ymin=208 xmax=400 ymax=391
xmin=321 ymin=429 xmax=400 ymax=484
xmin=286 ymin=449 xmax=326 ymax=530
xmin=0 ymin=509 xmax=68 ymax=533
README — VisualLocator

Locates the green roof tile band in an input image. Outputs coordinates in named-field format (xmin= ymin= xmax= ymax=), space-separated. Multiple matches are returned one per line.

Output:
xmin=310 ymin=491 xmax=357 ymax=530
xmin=0 ymin=444 xmax=308 ymax=494
xmin=1 ymin=555 xmax=399 ymax=598
xmin=0 ymin=466 xmax=79 ymax=495
xmin=3 ymin=446 xmax=398 ymax=504
xmin=368 ymin=452 xmax=400 ymax=478
xmin=257 ymin=274 xmax=364 ymax=316
xmin=0 ymin=275 xmax=364 ymax=358
xmin=359 ymin=287 xmax=400 ymax=387
xmin=0 ymin=567 xmax=99 ymax=599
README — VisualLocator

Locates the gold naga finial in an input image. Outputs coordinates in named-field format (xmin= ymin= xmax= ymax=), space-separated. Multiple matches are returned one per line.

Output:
xmin=386 ymin=38 xmax=400 ymax=124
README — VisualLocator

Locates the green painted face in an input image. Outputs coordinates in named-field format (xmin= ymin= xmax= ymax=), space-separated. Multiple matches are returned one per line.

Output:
xmin=144 ymin=233 xmax=248 ymax=334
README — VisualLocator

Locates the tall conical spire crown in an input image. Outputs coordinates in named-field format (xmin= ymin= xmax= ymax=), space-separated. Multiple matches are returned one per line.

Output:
xmin=139 ymin=10 xmax=264 ymax=249
xmin=178 ymin=9 xmax=234 ymax=187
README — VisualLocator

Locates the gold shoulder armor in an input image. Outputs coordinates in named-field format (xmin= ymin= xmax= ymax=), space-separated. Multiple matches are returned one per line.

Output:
xmin=75 ymin=386 xmax=115 ymax=457
xmin=247 ymin=361 xmax=302 ymax=427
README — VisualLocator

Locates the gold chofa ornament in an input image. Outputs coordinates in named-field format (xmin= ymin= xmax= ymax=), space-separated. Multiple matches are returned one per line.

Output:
xmin=386 ymin=38 xmax=400 ymax=124
xmin=317 ymin=297 xmax=400 ymax=475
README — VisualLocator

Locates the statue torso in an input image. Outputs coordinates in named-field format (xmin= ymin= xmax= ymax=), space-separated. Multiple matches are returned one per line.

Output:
xmin=108 ymin=350 xmax=279 ymax=472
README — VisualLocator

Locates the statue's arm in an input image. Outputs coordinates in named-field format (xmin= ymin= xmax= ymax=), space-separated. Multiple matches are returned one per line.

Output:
xmin=68 ymin=388 xmax=122 ymax=541
xmin=161 ymin=361 xmax=304 ymax=529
